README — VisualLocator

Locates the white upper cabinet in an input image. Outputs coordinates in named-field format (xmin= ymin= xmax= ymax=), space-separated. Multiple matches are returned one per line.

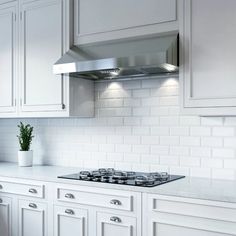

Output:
xmin=19 ymin=0 xmax=67 ymax=114
xmin=74 ymin=0 xmax=179 ymax=45
xmin=0 ymin=1 xmax=17 ymax=116
xmin=180 ymin=0 xmax=236 ymax=116
xmin=0 ymin=0 xmax=94 ymax=118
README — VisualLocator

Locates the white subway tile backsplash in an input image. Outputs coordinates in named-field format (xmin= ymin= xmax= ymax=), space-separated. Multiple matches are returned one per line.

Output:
xmin=180 ymin=137 xmax=201 ymax=146
xmin=212 ymin=127 xmax=235 ymax=137
xmin=201 ymin=158 xmax=223 ymax=168
xmin=170 ymin=127 xmax=189 ymax=136
xmin=1 ymin=77 xmax=236 ymax=181
xmin=190 ymin=127 xmax=211 ymax=136
xmin=212 ymin=148 xmax=235 ymax=158
xmin=160 ymin=156 xmax=179 ymax=166
xmin=201 ymin=137 xmax=223 ymax=147
xmin=133 ymin=89 xmax=150 ymax=98
xmin=201 ymin=117 xmax=224 ymax=126
xmin=179 ymin=116 xmax=200 ymax=126
xmin=180 ymin=157 xmax=200 ymax=167
xmin=160 ymin=136 xmax=179 ymax=145
xmin=190 ymin=147 xmax=211 ymax=157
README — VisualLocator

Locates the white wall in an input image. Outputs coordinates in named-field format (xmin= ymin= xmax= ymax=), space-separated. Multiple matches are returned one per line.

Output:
xmin=0 ymin=76 xmax=236 ymax=180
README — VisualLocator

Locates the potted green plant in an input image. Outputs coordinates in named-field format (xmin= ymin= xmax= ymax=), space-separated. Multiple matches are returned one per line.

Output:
xmin=17 ymin=122 xmax=34 ymax=167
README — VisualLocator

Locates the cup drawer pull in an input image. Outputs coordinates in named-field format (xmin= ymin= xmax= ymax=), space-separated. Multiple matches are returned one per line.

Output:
xmin=29 ymin=203 xmax=37 ymax=209
xmin=110 ymin=199 xmax=121 ymax=205
xmin=65 ymin=193 xmax=75 ymax=199
xmin=65 ymin=209 xmax=74 ymax=215
xmin=110 ymin=216 xmax=122 ymax=223
xmin=29 ymin=188 xmax=37 ymax=194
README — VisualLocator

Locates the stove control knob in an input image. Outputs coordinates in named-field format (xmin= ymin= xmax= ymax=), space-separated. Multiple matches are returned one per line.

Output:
xmin=110 ymin=199 xmax=121 ymax=205
xmin=110 ymin=216 xmax=121 ymax=223
xmin=65 ymin=193 xmax=75 ymax=199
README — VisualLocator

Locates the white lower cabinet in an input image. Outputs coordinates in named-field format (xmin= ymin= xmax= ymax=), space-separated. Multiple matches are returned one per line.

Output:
xmin=54 ymin=205 xmax=88 ymax=236
xmin=18 ymin=200 xmax=47 ymax=236
xmin=0 ymin=196 xmax=12 ymax=236
xmin=96 ymin=212 xmax=136 ymax=236
xmin=144 ymin=194 xmax=236 ymax=236
xmin=1 ymin=177 xmax=236 ymax=236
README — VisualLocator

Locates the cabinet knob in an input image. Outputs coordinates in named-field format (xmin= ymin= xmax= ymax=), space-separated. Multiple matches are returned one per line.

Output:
xmin=110 ymin=199 xmax=121 ymax=205
xmin=0 ymin=198 xmax=2 ymax=204
xmin=65 ymin=193 xmax=75 ymax=199
xmin=65 ymin=209 xmax=75 ymax=215
xmin=29 ymin=203 xmax=37 ymax=209
xmin=29 ymin=188 xmax=37 ymax=194
xmin=110 ymin=216 xmax=122 ymax=223
xmin=0 ymin=184 xmax=3 ymax=189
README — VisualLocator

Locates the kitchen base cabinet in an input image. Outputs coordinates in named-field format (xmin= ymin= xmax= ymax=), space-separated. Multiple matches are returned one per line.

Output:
xmin=0 ymin=196 xmax=12 ymax=236
xmin=54 ymin=205 xmax=88 ymax=236
xmin=144 ymin=194 xmax=236 ymax=236
xmin=18 ymin=200 xmax=47 ymax=236
xmin=96 ymin=212 xmax=137 ymax=236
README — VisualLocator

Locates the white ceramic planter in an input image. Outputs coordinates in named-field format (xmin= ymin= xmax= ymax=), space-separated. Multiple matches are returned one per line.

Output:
xmin=18 ymin=150 xmax=33 ymax=167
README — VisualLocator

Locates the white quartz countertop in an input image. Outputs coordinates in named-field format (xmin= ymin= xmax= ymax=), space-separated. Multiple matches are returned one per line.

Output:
xmin=0 ymin=162 xmax=236 ymax=203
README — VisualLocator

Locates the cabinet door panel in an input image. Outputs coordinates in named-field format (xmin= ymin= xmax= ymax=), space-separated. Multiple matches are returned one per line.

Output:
xmin=19 ymin=200 xmax=47 ymax=236
xmin=54 ymin=205 xmax=87 ymax=236
xmin=0 ymin=2 xmax=16 ymax=113
xmin=77 ymin=0 xmax=176 ymax=35
xmin=97 ymin=212 xmax=136 ymax=236
xmin=75 ymin=0 xmax=178 ymax=44
xmin=20 ymin=0 xmax=65 ymax=112
xmin=0 ymin=196 xmax=12 ymax=236
xmin=181 ymin=0 xmax=236 ymax=114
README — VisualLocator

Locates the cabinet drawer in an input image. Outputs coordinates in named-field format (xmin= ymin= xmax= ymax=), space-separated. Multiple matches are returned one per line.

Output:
xmin=0 ymin=180 xmax=44 ymax=198
xmin=57 ymin=188 xmax=133 ymax=211
xmin=150 ymin=195 xmax=236 ymax=223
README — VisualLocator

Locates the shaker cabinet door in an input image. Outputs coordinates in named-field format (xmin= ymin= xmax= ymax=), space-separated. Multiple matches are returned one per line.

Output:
xmin=19 ymin=0 xmax=67 ymax=114
xmin=18 ymin=200 xmax=47 ymax=236
xmin=54 ymin=205 xmax=88 ymax=236
xmin=96 ymin=212 xmax=137 ymax=236
xmin=0 ymin=2 xmax=17 ymax=115
xmin=74 ymin=0 xmax=178 ymax=44
xmin=0 ymin=196 xmax=12 ymax=236
xmin=180 ymin=0 xmax=236 ymax=115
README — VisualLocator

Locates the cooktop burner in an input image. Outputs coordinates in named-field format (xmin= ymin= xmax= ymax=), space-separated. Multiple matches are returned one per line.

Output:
xmin=58 ymin=168 xmax=185 ymax=187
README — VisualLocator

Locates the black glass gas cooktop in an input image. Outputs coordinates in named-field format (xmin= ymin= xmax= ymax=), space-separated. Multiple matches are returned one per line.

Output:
xmin=58 ymin=168 xmax=185 ymax=187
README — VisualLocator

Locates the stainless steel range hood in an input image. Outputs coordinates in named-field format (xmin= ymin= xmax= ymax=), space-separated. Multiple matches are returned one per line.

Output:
xmin=53 ymin=34 xmax=179 ymax=80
